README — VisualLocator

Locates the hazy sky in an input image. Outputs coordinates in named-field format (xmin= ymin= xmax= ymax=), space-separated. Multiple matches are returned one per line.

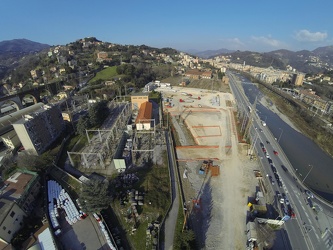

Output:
xmin=1 ymin=0 xmax=332 ymax=52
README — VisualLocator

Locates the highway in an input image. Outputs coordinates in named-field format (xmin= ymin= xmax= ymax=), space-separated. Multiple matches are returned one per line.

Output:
xmin=227 ymin=71 xmax=332 ymax=249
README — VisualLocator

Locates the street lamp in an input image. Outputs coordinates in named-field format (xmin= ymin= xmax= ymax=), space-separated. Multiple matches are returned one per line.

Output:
xmin=302 ymin=164 xmax=314 ymax=183
xmin=278 ymin=128 xmax=283 ymax=142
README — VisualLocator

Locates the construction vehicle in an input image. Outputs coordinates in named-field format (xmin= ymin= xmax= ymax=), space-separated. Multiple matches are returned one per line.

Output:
xmin=199 ymin=160 xmax=220 ymax=176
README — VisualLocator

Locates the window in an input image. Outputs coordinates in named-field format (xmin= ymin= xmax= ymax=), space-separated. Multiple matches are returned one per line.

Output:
xmin=10 ymin=211 xmax=15 ymax=218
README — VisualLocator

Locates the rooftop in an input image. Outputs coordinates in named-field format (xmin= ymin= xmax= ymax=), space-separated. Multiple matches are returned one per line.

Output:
xmin=135 ymin=101 xmax=152 ymax=123
xmin=1 ymin=171 xmax=36 ymax=201
xmin=131 ymin=92 xmax=149 ymax=97
xmin=0 ymin=198 xmax=15 ymax=225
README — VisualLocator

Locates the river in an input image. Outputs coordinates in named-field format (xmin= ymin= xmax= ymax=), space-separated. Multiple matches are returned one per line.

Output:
xmin=239 ymin=75 xmax=333 ymax=203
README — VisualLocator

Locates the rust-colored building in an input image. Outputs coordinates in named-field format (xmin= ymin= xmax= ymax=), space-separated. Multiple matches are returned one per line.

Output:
xmin=135 ymin=101 xmax=152 ymax=130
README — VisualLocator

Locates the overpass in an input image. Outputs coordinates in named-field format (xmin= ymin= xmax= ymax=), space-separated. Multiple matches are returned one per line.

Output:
xmin=0 ymin=81 xmax=61 ymax=110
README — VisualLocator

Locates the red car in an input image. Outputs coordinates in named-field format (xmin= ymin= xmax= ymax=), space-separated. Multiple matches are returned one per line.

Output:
xmin=289 ymin=208 xmax=296 ymax=218
xmin=273 ymin=150 xmax=278 ymax=155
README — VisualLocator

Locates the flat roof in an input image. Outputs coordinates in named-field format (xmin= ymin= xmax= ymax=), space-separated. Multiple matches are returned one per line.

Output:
xmin=0 ymin=103 xmax=45 ymax=135
xmin=2 ymin=171 xmax=36 ymax=200
xmin=131 ymin=92 xmax=149 ymax=96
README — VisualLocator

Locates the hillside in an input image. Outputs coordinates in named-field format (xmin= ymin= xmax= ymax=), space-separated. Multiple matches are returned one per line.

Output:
xmin=190 ymin=46 xmax=333 ymax=73
xmin=0 ymin=39 xmax=50 ymax=79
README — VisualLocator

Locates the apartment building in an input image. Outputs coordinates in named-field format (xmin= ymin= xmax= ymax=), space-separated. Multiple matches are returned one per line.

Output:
xmin=291 ymin=73 xmax=304 ymax=86
xmin=0 ymin=170 xmax=41 ymax=245
xmin=12 ymin=105 xmax=64 ymax=155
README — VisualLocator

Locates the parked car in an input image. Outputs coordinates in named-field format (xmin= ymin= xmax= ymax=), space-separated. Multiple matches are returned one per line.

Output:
xmin=289 ymin=208 xmax=296 ymax=218
xmin=277 ymin=180 xmax=283 ymax=188
xmin=271 ymin=165 xmax=277 ymax=173
xmin=283 ymin=193 xmax=290 ymax=205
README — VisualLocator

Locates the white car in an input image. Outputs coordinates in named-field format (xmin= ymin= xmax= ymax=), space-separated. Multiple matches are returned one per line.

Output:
xmin=305 ymin=190 xmax=314 ymax=199
xmin=266 ymin=153 xmax=270 ymax=158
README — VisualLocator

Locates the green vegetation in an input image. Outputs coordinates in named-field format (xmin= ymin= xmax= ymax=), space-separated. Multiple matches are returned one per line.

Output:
xmin=76 ymin=100 xmax=109 ymax=136
xmin=11 ymin=215 xmax=43 ymax=248
xmin=173 ymin=200 xmax=196 ymax=250
xmin=80 ymin=179 xmax=110 ymax=213
xmin=89 ymin=66 xmax=118 ymax=83
xmin=111 ymin=160 xmax=170 ymax=249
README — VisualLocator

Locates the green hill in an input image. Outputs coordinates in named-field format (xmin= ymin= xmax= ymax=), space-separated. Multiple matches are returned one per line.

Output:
xmin=90 ymin=66 xmax=118 ymax=83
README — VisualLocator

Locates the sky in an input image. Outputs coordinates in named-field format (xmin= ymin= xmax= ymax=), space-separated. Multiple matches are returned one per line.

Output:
xmin=1 ymin=0 xmax=333 ymax=52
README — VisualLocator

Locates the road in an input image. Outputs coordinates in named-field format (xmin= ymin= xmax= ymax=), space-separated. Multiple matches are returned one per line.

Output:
xmin=161 ymin=130 xmax=180 ymax=250
xmin=228 ymin=71 xmax=333 ymax=249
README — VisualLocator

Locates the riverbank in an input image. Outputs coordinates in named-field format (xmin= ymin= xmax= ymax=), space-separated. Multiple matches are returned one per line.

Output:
xmin=259 ymin=96 xmax=301 ymax=133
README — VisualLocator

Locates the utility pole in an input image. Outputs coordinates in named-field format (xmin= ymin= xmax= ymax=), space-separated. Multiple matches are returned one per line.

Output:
xmin=243 ymin=97 xmax=258 ymax=140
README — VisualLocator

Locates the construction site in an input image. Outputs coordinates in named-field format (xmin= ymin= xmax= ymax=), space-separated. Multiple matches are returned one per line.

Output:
xmin=159 ymin=85 xmax=262 ymax=249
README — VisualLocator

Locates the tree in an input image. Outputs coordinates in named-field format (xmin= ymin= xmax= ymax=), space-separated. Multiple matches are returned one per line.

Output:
xmin=88 ymin=101 xmax=109 ymax=127
xmin=174 ymin=229 xmax=196 ymax=250
xmin=17 ymin=150 xmax=53 ymax=171
xmin=80 ymin=179 xmax=110 ymax=213
xmin=76 ymin=114 xmax=90 ymax=136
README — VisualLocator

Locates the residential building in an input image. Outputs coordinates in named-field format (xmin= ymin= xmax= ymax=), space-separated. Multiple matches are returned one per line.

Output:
xmin=0 ymin=199 xmax=26 ymax=245
xmin=291 ymin=73 xmax=304 ymax=86
xmin=135 ymin=101 xmax=152 ymax=130
xmin=30 ymin=70 xmax=42 ymax=80
xmin=185 ymin=69 xmax=201 ymax=79
xmin=1 ymin=130 xmax=21 ymax=149
xmin=12 ymin=105 xmax=64 ymax=155
xmin=131 ymin=93 xmax=149 ymax=111
xmin=201 ymin=71 xmax=212 ymax=79
xmin=0 ymin=170 xmax=41 ymax=245
xmin=96 ymin=51 xmax=112 ymax=62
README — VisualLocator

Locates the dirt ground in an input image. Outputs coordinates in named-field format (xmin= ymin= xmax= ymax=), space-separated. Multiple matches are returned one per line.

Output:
xmin=157 ymin=86 xmax=261 ymax=249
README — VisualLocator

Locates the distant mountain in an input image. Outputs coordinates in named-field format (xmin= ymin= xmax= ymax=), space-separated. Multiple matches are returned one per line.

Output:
xmin=210 ymin=46 xmax=333 ymax=73
xmin=184 ymin=48 xmax=235 ymax=59
xmin=0 ymin=39 xmax=49 ymax=53
xmin=0 ymin=39 xmax=50 ymax=79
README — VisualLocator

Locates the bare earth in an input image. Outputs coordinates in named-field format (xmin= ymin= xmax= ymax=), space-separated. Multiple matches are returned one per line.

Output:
xmin=158 ymin=86 xmax=261 ymax=249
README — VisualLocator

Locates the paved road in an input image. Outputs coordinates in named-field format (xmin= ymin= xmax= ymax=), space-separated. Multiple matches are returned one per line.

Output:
xmin=228 ymin=71 xmax=333 ymax=249
xmin=162 ymin=130 xmax=180 ymax=250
